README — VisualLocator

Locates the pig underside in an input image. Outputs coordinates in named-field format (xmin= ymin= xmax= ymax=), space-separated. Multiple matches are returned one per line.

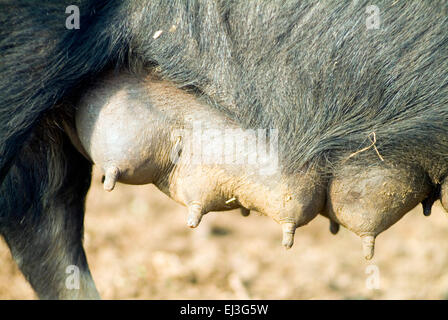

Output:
xmin=70 ymin=71 xmax=444 ymax=260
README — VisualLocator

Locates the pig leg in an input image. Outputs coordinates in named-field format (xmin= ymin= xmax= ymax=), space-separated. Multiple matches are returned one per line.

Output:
xmin=0 ymin=126 xmax=99 ymax=299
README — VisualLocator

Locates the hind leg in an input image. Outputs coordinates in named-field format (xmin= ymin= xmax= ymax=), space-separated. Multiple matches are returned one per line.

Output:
xmin=0 ymin=121 xmax=99 ymax=299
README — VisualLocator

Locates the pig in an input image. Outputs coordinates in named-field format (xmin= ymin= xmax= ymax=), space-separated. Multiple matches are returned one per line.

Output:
xmin=2 ymin=0 xmax=446 ymax=299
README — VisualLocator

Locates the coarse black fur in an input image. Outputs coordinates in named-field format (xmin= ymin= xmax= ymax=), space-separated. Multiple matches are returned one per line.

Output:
xmin=0 ymin=110 xmax=98 ymax=299
xmin=123 ymin=0 xmax=448 ymax=180
xmin=0 ymin=0 xmax=131 ymax=183
xmin=1 ymin=0 xmax=447 ymax=298
xmin=0 ymin=0 xmax=131 ymax=298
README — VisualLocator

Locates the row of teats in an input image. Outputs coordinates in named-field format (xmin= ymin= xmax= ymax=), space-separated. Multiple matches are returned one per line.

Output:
xmin=70 ymin=71 xmax=446 ymax=261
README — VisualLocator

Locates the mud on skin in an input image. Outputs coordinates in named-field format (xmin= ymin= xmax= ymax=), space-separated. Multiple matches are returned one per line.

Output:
xmin=72 ymin=72 xmax=326 ymax=249
xmin=72 ymin=72 xmax=445 ymax=258
xmin=323 ymin=160 xmax=433 ymax=260
xmin=71 ymin=71 xmax=448 ymax=260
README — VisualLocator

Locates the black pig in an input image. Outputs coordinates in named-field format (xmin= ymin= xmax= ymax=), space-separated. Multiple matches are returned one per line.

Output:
xmin=0 ymin=1 xmax=447 ymax=298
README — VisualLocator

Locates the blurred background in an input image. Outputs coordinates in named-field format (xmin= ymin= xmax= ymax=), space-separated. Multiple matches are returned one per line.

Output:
xmin=2 ymin=167 xmax=448 ymax=299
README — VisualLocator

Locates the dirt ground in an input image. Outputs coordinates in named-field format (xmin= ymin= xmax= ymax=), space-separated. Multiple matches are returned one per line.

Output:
xmin=1 ymin=167 xmax=448 ymax=300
